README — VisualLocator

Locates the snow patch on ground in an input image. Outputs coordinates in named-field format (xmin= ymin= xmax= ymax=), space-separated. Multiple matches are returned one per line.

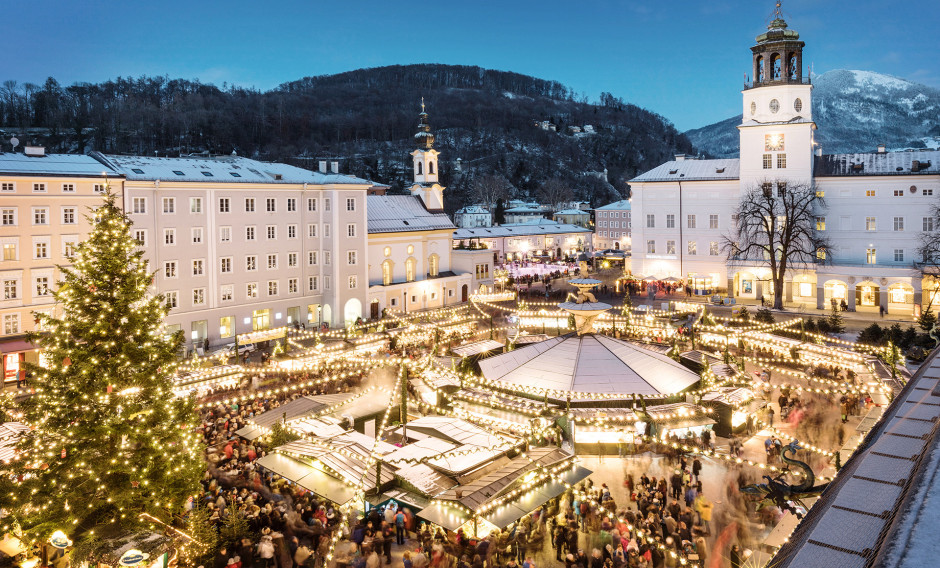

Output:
xmin=850 ymin=69 xmax=913 ymax=90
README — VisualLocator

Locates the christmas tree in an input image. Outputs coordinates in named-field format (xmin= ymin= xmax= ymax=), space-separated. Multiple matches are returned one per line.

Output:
xmin=0 ymin=190 xmax=204 ymax=559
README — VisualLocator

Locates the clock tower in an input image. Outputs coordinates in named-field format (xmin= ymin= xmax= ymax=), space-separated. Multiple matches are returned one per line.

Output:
xmin=409 ymin=99 xmax=445 ymax=211
xmin=738 ymin=2 xmax=815 ymax=188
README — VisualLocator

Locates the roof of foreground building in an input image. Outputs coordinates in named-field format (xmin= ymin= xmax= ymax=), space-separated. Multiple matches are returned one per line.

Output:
xmin=630 ymin=158 xmax=740 ymax=183
xmin=366 ymin=195 xmax=455 ymax=234
xmin=814 ymin=150 xmax=940 ymax=177
xmin=477 ymin=333 xmax=700 ymax=399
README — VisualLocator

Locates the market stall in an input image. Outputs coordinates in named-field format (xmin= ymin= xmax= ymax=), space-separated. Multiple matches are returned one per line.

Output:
xmin=700 ymin=387 xmax=765 ymax=437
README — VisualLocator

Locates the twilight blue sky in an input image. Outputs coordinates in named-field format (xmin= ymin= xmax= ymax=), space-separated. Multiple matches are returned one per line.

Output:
xmin=2 ymin=0 xmax=937 ymax=130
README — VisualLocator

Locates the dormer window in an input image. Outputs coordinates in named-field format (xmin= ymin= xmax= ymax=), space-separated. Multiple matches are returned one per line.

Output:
xmin=230 ymin=172 xmax=242 ymax=178
xmin=173 ymin=170 xmax=185 ymax=176
xmin=668 ymin=169 xmax=679 ymax=175
xmin=131 ymin=168 xmax=144 ymax=174
xmin=201 ymin=171 xmax=213 ymax=177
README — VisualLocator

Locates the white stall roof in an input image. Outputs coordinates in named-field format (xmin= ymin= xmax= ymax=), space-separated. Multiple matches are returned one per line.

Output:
xmin=404 ymin=415 xmax=510 ymax=447
xmin=478 ymin=333 xmax=700 ymax=397
xmin=451 ymin=340 xmax=505 ymax=357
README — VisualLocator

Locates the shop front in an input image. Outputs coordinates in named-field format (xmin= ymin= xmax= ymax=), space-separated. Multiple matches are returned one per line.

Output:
xmin=0 ymin=338 xmax=34 ymax=390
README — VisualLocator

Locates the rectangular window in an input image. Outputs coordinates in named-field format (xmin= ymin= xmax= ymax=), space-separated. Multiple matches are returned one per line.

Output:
xmin=347 ymin=224 xmax=356 ymax=237
xmin=324 ymin=224 xmax=331 ymax=238
xmin=63 ymin=241 xmax=75 ymax=258
xmin=61 ymin=183 xmax=74 ymax=192
xmin=777 ymin=154 xmax=787 ymax=169
xmin=266 ymin=198 xmax=276 ymax=212
xmin=324 ymin=251 xmax=331 ymax=265
xmin=34 ymin=242 xmax=48 ymax=259
xmin=348 ymin=275 xmax=358 ymax=289
xmin=245 ymin=226 xmax=255 ymax=241
xmin=325 ymin=276 xmax=331 ymax=290
xmin=665 ymin=214 xmax=674 ymax=229
xmin=219 ymin=198 xmax=230 ymax=213
xmin=33 ymin=183 xmax=46 ymax=193
xmin=3 ymin=280 xmax=17 ymax=299
xmin=325 ymin=198 xmax=331 ymax=211
xmin=288 ymin=278 xmax=298 ymax=293
xmin=309 ymin=276 xmax=318 ymax=292
xmin=246 ymin=283 xmax=258 ymax=298
xmin=866 ymin=217 xmax=876 ymax=231
xmin=266 ymin=225 xmax=276 ymax=240
xmin=162 ymin=197 xmax=175 ymax=214
xmin=1 ymin=209 xmax=15 ymax=226
xmin=307 ymin=198 xmax=317 ymax=212
xmin=347 ymin=251 xmax=357 ymax=265
xmin=165 ymin=291 xmax=178 ymax=309
xmin=133 ymin=197 xmax=147 ymax=214
xmin=709 ymin=241 xmax=719 ymax=256
xmin=267 ymin=281 xmax=278 ymax=296
xmin=895 ymin=249 xmax=904 ymax=262
xmin=924 ymin=188 xmax=934 ymax=196
xmin=245 ymin=198 xmax=255 ymax=212
xmin=35 ymin=277 xmax=49 ymax=297
xmin=134 ymin=229 xmax=147 ymax=246
xmin=687 ymin=214 xmax=696 ymax=229
xmin=309 ymin=251 xmax=318 ymax=265
xmin=192 ymin=227 xmax=203 ymax=243
xmin=287 ymin=198 xmax=297 ymax=212
xmin=192 ymin=259 xmax=204 ymax=276
xmin=187 ymin=197 xmax=201 ymax=214
xmin=221 ymin=285 xmax=234 ymax=302
xmin=687 ymin=241 xmax=697 ymax=255
xmin=246 ymin=256 xmax=257 ymax=271
xmin=288 ymin=252 xmax=297 ymax=267
xmin=346 ymin=198 xmax=356 ymax=211
xmin=816 ymin=217 xmax=826 ymax=231
xmin=709 ymin=214 xmax=718 ymax=229
xmin=665 ymin=240 xmax=675 ymax=255
xmin=220 ymin=226 xmax=231 ymax=242
xmin=308 ymin=224 xmax=317 ymax=238
xmin=3 ymin=314 xmax=18 ymax=335
xmin=287 ymin=225 xmax=297 ymax=239
xmin=866 ymin=190 xmax=876 ymax=197
xmin=866 ymin=248 xmax=876 ymax=264
xmin=220 ymin=257 xmax=232 ymax=273
xmin=925 ymin=217 xmax=936 ymax=232
xmin=646 ymin=214 xmax=655 ymax=228
xmin=164 ymin=261 xmax=177 ymax=278
xmin=816 ymin=188 xmax=825 ymax=198
xmin=894 ymin=189 xmax=904 ymax=197
xmin=62 ymin=208 xmax=76 ymax=224
xmin=647 ymin=240 xmax=655 ymax=254
xmin=164 ymin=228 xmax=176 ymax=245
xmin=267 ymin=254 xmax=277 ymax=269
xmin=763 ymin=154 xmax=772 ymax=169
xmin=894 ymin=217 xmax=904 ymax=231
xmin=0 ymin=183 xmax=12 ymax=192
xmin=2 ymin=244 xmax=15 ymax=261
xmin=93 ymin=184 xmax=106 ymax=193
xmin=192 ymin=288 xmax=206 ymax=306
xmin=33 ymin=208 xmax=47 ymax=225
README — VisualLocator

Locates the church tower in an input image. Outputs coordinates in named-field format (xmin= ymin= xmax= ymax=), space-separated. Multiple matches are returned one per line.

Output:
xmin=738 ymin=2 xmax=815 ymax=187
xmin=409 ymin=99 xmax=445 ymax=211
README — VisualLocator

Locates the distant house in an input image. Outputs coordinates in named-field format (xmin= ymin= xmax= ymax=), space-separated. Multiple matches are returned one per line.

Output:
xmin=594 ymin=199 xmax=632 ymax=251
xmin=454 ymin=220 xmax=592 ymax=263
xmin=503 ymin=206 xmax=547 ymax=225
xmin=454 ymin=205 xmax=492 ymax=228
xmin=552 ymin=208 xmax=592 ymax=229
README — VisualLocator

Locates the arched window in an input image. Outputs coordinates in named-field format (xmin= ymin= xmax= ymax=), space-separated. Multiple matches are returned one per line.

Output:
xmin=429 ymin=254 xmax=439 ymax=277
xmin=382 ymin=260 xmax=393 ymax=286
xmin=405 ymin=258 xmax=416 ymax=282
xmin=428 ymin=161 xmax=435 ymax=174
xmin=756 ymin=55 xmax=765 ymax=83
xmin=416 ymin=161 xmax=423 ymax=175
xmin=771 ymin=53 xmax=782 ymax=80
xmin=788 ymin=53 xmax=799 ymax=80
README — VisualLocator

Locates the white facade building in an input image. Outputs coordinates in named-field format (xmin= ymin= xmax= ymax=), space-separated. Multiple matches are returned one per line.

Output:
xmin=453 ymin=221 xmax=592 ymax=263
xmin=454 ymin=205 xmax=492 ymax=228
xmin=630 ymin=10 xmax=940 ymax=315
xmin=98 ymin=153 xmax=373 ymax=350
xmin=0 ymin=149 xmax=122 ymax=383
xmin=594 ymin=199 xmax=632 ymax=251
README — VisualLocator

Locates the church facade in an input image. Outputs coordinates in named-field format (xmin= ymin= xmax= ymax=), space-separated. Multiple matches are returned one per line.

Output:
xmin=630 ymin=8 xmax=939 ymax=315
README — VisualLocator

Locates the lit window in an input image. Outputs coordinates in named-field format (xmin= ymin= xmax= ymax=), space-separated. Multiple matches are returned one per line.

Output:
xmin=192 ymin=288 xmax=206 ymax=305
xmin=3 ymin=280 xmax=17 ymax=299
xmin=246 ymin=283 xmax=258 ymax=298
xmin=866 ymin=248 xmax=876 ymax=264
xmin=709 ymin=214 xmax=718 ymax=229
xmin=165 ymin=292 xmax=178 ymax=309
xmin=866 ymin=190 xmax=876 ymax=197
xmin=288 ymin=278 xmax=298 ymax=294
xmin=164 ymin=261 xmax=177 ymax=278
xmin=709 ymin=242 xmax=719 ymax=256
xmin=35 ymin=277 xmax=49 ymax=296
xmin=348 ymin=276 xmax=357 ymax=289
xmin=894 ymin=189 xmax=904 ymax=197
xmin=288 ymin=252 xmax=297 ymax=267
xmin=816 ymin=217 xmax=826 ymax=231
xmin=3 ymin=314 xmax=18 ymax=334
xmin=220 ymin=258 xmax=232 ymax=273
xmin=687 ymin=241 xmax=697 ymax=255
xmin=221 ymin=285 xmax=234 ymax=302
xmin=192 ymin=259 xmax=204 ymax=276
xmin=866 ymin=217 xmax=876 ymax=231
xmin=267 ymin=254 xmax=277 ymax=269
xmin=687 ymin=215 xmax=696 ymax=229
xmin=347 ymin=251 xmax=357 ymax=265
xmin=647 ymin=240 xmax=655 ymax=254
xmin=34 ymin=242 xmax=48 ymax=259
xmin=776 ymin=154 xmax=786 ymax=169
xmin=763 ymin=154 xmax=772 ymax=169
xmin=268 ymin=281 xmax=278 ymax=296
xmin=666 ymin=241 xmax=676 ymax=255
xmin=246 ymin=256 xmax=257 ymax=271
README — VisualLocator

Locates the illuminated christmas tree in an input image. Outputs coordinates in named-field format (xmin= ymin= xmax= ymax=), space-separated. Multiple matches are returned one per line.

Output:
xmin=0 ymin=189 xmax=203 ymax=559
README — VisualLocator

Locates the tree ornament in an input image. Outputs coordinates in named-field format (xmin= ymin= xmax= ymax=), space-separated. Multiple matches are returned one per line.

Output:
xmin=131 ymin=480 xmax=140 ymax=488
xmin=60 ymin=448 xmax=66 ymax=459
xmin=62 ymin=356 xmax=71 ymax=367
xmin=89 ymin=284 xmax=97 ymax=292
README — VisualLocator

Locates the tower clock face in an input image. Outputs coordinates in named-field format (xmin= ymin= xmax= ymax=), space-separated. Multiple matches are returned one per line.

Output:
xmin=769 ymin=99 xmax=780 ymax=113
xmin=765 ymin=133 xmax=785 ymax=151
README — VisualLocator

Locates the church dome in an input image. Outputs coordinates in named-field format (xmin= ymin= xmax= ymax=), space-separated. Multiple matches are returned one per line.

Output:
xmin=415 ymin=111 xmax=435 ymax=149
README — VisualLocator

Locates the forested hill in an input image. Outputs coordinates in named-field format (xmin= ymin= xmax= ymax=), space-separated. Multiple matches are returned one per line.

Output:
xmin=0 ymin=64 xmax=694 ymax=211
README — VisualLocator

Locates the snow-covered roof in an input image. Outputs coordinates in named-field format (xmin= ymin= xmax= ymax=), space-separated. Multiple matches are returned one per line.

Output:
xmin=0 ymin=152 xmax=119 ymax=177
xmin=504 ymin=206 xmax=544 ymax=213
xmin=456 ymin=205 xmax=490 ymax=214
xmin=771 ymin=348 xmax=940 ymax=568
xmin=366 ymin=195 xmax=455 ymax=233
xmin=554 ymin=209 xmax=589 ymax=216
xmin=454 ymin=222 xmax=591 ymax=239
xmin=595 ymin=199 xmax=631 ymax=211
xmin=630 ymin=158 xmax=740 ymax=183
xmin=98 ymin=153 xmax=372 ymax=185
xmin=814 ymin=150 xmax=940 ymax=177
xmin=478 ymin=333 xmax=700 ymax=398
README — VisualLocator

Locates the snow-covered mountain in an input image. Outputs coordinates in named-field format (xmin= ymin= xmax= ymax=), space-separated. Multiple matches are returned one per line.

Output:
xmin=685 ymin=69 xmax=940 ymax=158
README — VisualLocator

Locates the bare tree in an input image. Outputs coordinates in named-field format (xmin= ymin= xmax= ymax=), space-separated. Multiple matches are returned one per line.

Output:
xmin=538 ymin=178 xmax=570 ymax=212
xmin=915 ymin=203 xmax=940 ymax=315
xmin=723 ymin=179 xmax=831 ymax=310
xmin=470 ymin=173 xmax=512 ymax=207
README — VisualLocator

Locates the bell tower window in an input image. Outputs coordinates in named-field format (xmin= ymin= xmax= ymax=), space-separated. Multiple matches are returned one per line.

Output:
xmin=788 ymin=52 xmax=799 ymax=79
xmin=428 ymin=161 xmax=435 ymax=175
xmin=772 ymin=53 xmax=782 ymax=80
xmin=756 ymin=55 xmax=765 ymax=83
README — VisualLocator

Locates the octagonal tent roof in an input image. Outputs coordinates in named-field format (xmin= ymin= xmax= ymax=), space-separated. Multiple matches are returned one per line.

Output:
xmin=478 ymin=333 xmax=700 ymax=398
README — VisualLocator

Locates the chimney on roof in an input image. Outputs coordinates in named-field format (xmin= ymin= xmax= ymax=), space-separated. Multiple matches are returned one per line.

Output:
xmin=318 ymin=160 xmax=327 ymax=173
xmin=330 ymin=161 xmax=339 ymax=174
xmin=815 ymin=146 xmax=822 ymax=157
xmin=24 ymin=146 xmax=45 ymax=157
xmin=877 ymin=144 xmax=886 ymax=153
xmin=674 ymin=154 xmax=686 ymax=161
